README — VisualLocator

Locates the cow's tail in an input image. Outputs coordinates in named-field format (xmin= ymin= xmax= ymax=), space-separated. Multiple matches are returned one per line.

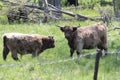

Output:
xmin=3 ymin=35 xmax=9 ymax=61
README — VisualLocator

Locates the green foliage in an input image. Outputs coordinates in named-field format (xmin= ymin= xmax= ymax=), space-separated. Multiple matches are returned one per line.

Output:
xmin=118 ymin=0 xmax=120 ymax=9
xmin=61 ymin=0 xmax=67 ymax=7
xmin=79 ymin=0 xmax=99 ymax=9
xmin=0 ymin=1 xmax=3 ymax=10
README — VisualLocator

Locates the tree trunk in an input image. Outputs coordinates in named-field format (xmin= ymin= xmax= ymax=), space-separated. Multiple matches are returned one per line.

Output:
xmin=113 ymin=0 xmax=120 ymax=17
xmin=38 ymin=0 xmax=44 ymax=7
xmin=47 ymin=0 xmax=62 ymax=18
xmin=113 ymin=0 xmax=118 ymax=17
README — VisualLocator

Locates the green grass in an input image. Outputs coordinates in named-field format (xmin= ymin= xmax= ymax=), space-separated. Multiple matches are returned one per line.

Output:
xmin=0 ymin=7 xmax=120 ymax=80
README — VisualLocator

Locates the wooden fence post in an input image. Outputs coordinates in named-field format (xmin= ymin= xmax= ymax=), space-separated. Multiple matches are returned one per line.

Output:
xmin=93 ymin=49 xmax=102 ymax=80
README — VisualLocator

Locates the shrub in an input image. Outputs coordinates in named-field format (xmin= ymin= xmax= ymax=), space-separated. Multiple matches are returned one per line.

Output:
xmin=0 ymin=1 xmax=3 ymax=10
xmin=79 ymin=0 xmax=99 ymax=9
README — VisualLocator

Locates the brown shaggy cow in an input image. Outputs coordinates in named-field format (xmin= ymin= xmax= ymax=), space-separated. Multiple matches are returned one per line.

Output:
xmin=3 ymin=33 xmax=55 ymax=61
xmin=58 ymin=22 xmax=108 ymax=58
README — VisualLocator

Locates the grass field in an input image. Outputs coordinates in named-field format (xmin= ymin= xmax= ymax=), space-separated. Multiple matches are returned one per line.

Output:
xmin=0 ymin=3 xmax=120 ymax=80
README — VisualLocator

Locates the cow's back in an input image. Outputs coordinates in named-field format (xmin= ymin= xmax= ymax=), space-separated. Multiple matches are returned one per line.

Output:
xmin=74 ymin=22 xmax=107 ymax=49
xmin=4 ymin=33 xmax=43 ymax=54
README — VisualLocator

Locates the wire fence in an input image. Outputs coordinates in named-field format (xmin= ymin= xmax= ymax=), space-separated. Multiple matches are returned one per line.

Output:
xmin=0 ymin=50 xmax=120 ymax=68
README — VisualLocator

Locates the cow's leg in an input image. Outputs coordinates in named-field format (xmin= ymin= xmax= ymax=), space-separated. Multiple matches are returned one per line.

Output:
xmin=101 ymin=35 xmax=108 ymax=56
xmin=32 ymin=52 xmax=37 ymax=57
xmin=11 ymin=50 xmax=19 ymax=61
xmin=70 ymin=48 xmax=74 ymax=57
xmin=76 ymin=51 xmax=81 ymax=58
xmin=32 ymin=49 xmax=39 ymax=57
xmin=97 ymin=44 xmax=108 ymax=56
xmin=76 ymin=42 xmax=83 ymax=59
xmin=96 ymin=46 xmax=103 ymax=56
xmin=99 ymin=42 xmax=108 ymax=56
xmin=104 ymin=48 xmax=108 ymax=56
xmin=103 ymin=44 xmax=108 ymax=56
xmin=3 ymin=46 xmax=10 ymax=61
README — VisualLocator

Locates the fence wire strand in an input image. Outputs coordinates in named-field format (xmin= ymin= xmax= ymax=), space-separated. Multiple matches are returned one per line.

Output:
xmin=0 ymin=50 xmax=120 ymax=68
xmin=0 ymin=52 xmax=96 ymax=68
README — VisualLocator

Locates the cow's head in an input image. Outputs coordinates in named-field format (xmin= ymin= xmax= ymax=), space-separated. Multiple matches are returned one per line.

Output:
xmin=48 ymin=36 xmax=55 ymax=48
xmin=42 ymin=36 xmax=55 ymax=49
xmin=58 ymin=26 xmax=79 ymax=40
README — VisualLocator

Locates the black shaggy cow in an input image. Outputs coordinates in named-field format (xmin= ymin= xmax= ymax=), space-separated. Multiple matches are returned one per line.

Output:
xmin=58 ymin=22 xmax=108 ymax=58
xmin=3 ymin=33 xmax=55 ymax=61
xmin=66 ymin=0 xmax=79 ymax=6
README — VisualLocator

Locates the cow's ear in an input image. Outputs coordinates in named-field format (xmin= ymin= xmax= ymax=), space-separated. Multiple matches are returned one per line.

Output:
xmin=60 ymin=27 xmax=64 ymax=32
xmin=73 ymin=27 xmax=78 ymax=32
xmin=48 ymin=36 xmax=54 ymax=40
xmin=48 ymin=36 xmax=53 ymax=39
xmin=56 ymin=25 xmax=64 ymax=32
